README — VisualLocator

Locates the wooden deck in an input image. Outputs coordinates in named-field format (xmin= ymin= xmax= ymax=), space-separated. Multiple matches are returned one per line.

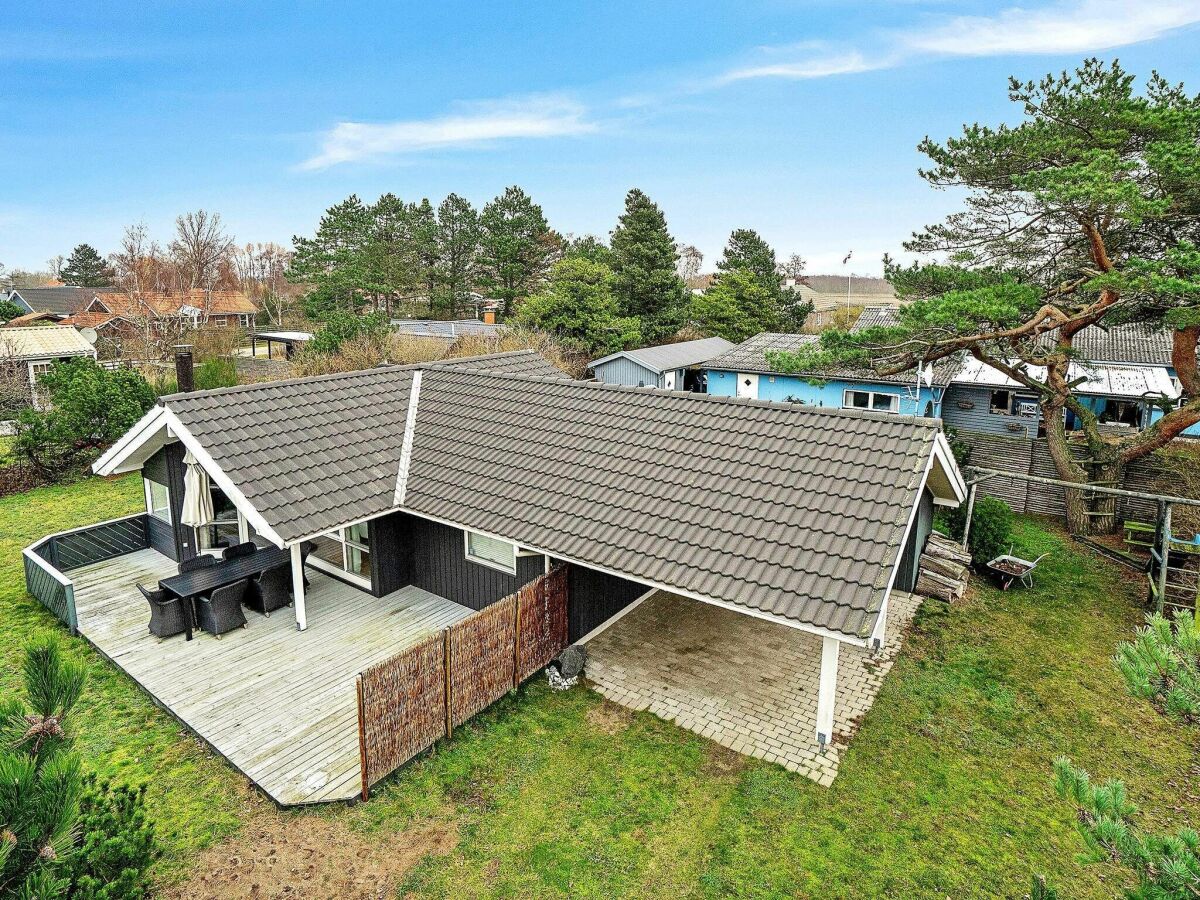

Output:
xmin=71 ymin=548 xmax=473 ymax=806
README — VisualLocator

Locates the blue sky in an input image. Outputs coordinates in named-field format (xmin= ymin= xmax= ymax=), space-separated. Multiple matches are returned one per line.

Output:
xmin=4 ymin=1 xmax=1200 ymax=276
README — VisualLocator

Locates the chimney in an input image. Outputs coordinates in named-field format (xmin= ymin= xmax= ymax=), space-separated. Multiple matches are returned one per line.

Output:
xmin=482 ymin=309 xmax=496 ymax=325
xmin=174 ymin=345 xmax=195 ymax=393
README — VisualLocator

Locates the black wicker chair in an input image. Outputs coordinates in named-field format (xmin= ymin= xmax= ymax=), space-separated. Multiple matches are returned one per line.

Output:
xmin=244 ymin=564 xmax=292 ymax=617
xmin=222 ymin=541 xmax=258 ymax=561
xmin=139 ymin=583 xmax=189 ymax=640
xmin=194 ymin=579 xmax=249 ymax=638
xmin=299 ymin=540 xmax=316 ymax=588
xmin=178 ymin=554 xmax=217 ymax=574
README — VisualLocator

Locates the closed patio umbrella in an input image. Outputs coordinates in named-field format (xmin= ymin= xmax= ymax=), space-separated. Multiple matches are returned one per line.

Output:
xmin=181 ymin=450 xmax=214 ymax=528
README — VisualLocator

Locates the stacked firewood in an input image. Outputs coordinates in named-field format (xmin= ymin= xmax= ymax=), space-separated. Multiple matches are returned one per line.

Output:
xmin=915 ymin=533 xmax=972 ymax=603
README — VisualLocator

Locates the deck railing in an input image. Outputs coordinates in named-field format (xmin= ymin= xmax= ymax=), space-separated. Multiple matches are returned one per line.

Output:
xmin=23 ymin=513 xmax=151 ymax=634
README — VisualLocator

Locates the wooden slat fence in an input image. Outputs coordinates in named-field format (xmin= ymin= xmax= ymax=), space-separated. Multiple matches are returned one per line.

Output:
xmin=356 ymin=565 xmax=570 ymax=799
xmin=958 ymin=432 xmax=1183 ymax=524
xmin=22 ymin=546 xmax=77 ymax=634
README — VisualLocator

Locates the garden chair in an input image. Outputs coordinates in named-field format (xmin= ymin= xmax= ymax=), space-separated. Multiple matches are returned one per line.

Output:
xmin=138 ymin=583 xmax=189 ymax=641
xmin=194 ymin=579 xmax=249 ymax=638
xmin=244 ymin=564 xmax=292 ymax=617
xmin=222 ymin=541 xmax=258 ymax=561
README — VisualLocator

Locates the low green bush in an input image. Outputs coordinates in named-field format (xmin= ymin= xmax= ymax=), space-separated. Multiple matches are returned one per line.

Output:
xmin=67 ymin=775 xmax=157 ymax=900
xmin=945 ymin=495 xmax=1014 ymax=565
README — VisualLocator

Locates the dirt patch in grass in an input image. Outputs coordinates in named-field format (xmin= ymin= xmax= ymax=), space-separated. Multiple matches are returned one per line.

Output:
xmin=701 ymin=742 xmax=746 ymax=777
xmin=161 ymin=811 xmax=458 ymax=900
xmin=585 ymin=699 xmax=633 ymax=735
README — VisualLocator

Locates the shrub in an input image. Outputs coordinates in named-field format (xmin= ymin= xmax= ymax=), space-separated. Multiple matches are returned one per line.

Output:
xmin=308 ymin=310 xmax=391 ymax=355
xmin=944 ymin=495 xmax=1013 ymax=566
xmin=1053 ymin=757 xmax=1200 ymax=899
xmin=12 ymin=359 xmax=155 ymax=479
xmin=195 ymin=357 xmax=238 ymax=390
xmin=1115 ymin=611 xmax=1199 ymax=724
xmin=66 ymin=775 xmax=157 ymax=900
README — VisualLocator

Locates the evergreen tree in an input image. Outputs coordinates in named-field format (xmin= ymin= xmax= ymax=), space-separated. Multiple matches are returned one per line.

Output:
xmin=0 ymin=638 xmax=87 ymax=898
xmin=717 ymin=228 xmax=779 ymax=287
xmin=364 ymin=193 xmax=419 ymax=318
xmin=516 ymin=257 xmax=641 ymax=354
xmin=478 ymin=186 xmax=556 ymax=316
xmin=435 ymin=194 xmax=480 ymax=315
xmin=1053 ymin=757 xmax=1200 ymax=898
xmin=408 ymin=198 xmax=440 ymax=313
xmin=1115 ymin=610 xmax=1199 ymax=723
xmin=767 ymin=60 xmax=1200 ymax=535
xmin=691 ymin=268 xmax=780 ymax=342
xmin=59 ymin=245 xmax=111 ymax=288
xmin=288 ymin=195 xmax=376 ymax=317
xmin=609 ymin=189 xmax=685 ymax=339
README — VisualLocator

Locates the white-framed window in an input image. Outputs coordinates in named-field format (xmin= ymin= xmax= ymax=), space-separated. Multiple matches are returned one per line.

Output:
xmin=144 ymin=479 xmax=171 ymax=523
xmin=843 ymin=389 xmax=899 ymax=414
xmin=464 ymin=529 xmax=516 ymax=575
xmin=310 ymin=521 xmax=372 ymax=586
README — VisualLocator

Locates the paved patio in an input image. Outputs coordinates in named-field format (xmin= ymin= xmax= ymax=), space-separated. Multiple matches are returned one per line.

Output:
xmin=71 ymin=548 xmax=472 ymax=805
xmin=584 ymin=590 xmax=922 ymax=785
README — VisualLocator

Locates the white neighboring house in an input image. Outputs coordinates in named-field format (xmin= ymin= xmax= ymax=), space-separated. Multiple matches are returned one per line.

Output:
xmin=0 ymin=326 xmax=99 ymax=412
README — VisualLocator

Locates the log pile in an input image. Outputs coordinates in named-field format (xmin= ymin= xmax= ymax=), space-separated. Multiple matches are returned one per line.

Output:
xmin=915 ymin=533 xmax=971 ymax=603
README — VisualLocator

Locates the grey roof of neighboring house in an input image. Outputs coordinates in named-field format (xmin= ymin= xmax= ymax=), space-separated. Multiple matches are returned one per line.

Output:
xmin=589 ymin=337 xmax=735 ymax=374
xmin=0 ymin=326 xmax=98 ymax=360
xmin=391 ymin=319 xmax=501 ymax=339
xmin=162 ymin=350 xmax=944 ymax=639
xmin=1047 ymin=324 xmax=1175 ymax=367
xmin=703 ymin=332 xmax=959 ymax=386
xmin=8 ymin=287 xmax=99 ymax=317
xmin=850 ymin=306 xmax=903 ymax=332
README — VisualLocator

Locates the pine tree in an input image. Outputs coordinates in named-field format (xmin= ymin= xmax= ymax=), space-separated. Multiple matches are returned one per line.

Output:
xmin=712 ymin=229 xmax=785 ymax=337
xmin=1115 ymin=611 xmax=1200 ymax=723
xmin=716 ymin=228 xmax=779 ymax=287
xmin=435 ymin=194 xmax=480 ymax=315
xmin=1053 ymin=756 xmax=1200 ymax=898
xmin=0 ymin=637 xmax=87 ymax=898
xmin=59 ymin=245 xmax=111 ymax=288
xmin=408 ymin=198 xmax=440 ymax=313
xmin=478 ymin=186 xmax=556 ymax=316
xmin=288 ymin=195 xmax=376 ymax=317
xmin=609 ymin=189 xmax=685 ymax=340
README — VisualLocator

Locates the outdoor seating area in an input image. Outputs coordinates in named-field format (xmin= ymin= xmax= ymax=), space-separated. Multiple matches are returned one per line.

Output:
xmin=139 ymin=541 xmax=311 ymax=641
xmin=70 ymin=546 xmax=474 ymax=805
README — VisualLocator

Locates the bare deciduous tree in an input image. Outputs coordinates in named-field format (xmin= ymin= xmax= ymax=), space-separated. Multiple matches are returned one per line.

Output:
xmin=675 ymin=243 xmax=703 ymax=282
xmin=777 ymin=253 xmax=807 ymax=284
xmin=170 ymin=210 xmax=234 ymax=289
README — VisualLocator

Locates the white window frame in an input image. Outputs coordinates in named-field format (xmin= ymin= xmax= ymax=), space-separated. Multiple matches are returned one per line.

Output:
xmin=842 ymin=388 xmax=899 ymax=414
xmin=144 ymin=478 xmax=171 ymax=524
xmin=464 ymin=529 xmax=517 ymax=575
xmin=308 ymin=521 xmax=372 ymax=588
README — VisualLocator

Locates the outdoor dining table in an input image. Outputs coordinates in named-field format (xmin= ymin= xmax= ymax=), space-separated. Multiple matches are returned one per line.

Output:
xmin=159 ymin=546 xmax=291 ymax=640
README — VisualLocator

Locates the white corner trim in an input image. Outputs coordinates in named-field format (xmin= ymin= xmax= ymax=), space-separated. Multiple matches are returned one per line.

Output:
xmin=392 ymin=369 xmax=422 ymax=507
xmin=93 ymin=405 xmax=170 ymax=475
xmin=931 ymin=430 xmax=968 ymax=503
xmin=159 ymin=408 xmax=287 ymax=549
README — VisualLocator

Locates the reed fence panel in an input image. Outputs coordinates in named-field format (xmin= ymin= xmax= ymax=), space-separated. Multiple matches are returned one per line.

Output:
xmin=357 ymin=564 xmax=571 ymax=798
xmin=357 ymin=632 xmax=446 ymax=794
xmin=449 ymin=596 xmax=517 ymax=728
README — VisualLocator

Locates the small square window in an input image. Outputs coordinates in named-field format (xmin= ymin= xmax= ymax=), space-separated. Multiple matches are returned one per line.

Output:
xmin=465 ymin=530 xmax=516 ymax=574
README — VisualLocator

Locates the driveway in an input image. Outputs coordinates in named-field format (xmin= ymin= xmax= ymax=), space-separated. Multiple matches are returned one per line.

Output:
xmin=584 ymin=590 xmax=922 ymax=785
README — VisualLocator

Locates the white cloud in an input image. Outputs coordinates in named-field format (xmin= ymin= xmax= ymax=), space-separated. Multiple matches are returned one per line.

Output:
xmin=300 ymin=96 xmax=595 ymax=170
xmin=717 ymin=51 xmax=883 ymax=84
xmin=716 ymin=0 xmax=1200 ymax=83
xmin=903 ymin=0 xmax=1200 ymax=56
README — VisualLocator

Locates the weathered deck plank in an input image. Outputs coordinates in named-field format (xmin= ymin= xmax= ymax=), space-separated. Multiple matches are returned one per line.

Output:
xmin=70 ymin=548 xmax=472 ymax=806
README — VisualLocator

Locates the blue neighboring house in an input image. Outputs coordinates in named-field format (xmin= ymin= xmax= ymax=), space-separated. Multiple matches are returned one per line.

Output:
xmin=702 ymin=332 xmax=956 ymax=417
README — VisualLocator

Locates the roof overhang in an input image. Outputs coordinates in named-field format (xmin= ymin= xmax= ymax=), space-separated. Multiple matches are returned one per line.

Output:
xmin=93 ymin=403 xmax=286 ymax=548
xmin=927 ymin=431 xmax=968 ymax=507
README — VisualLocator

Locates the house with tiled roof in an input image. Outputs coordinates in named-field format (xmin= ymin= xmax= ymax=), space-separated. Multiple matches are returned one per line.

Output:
xmin=0 ymin=325 xmax=98 ymax=410
xmin=6 ymin=286 xmax=100 ymax=319
xmin=20 ymin=348 xmax=965 ymax=802
xmin=702 ymin=332 xmax=958 ymax=418
xmin=84 ymin=288 xmax=257 ymax=330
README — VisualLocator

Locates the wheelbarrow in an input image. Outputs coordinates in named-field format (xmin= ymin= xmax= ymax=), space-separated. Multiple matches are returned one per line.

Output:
xmin=984 ymin=548 xmax=1049 ymax=590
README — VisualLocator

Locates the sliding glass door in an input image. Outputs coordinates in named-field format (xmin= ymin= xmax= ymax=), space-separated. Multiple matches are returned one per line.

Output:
xmin=310 ymin=522 xmax=372 ymax=587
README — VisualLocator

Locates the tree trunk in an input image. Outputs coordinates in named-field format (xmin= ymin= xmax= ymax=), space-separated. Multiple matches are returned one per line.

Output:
xmin=1090 ymin=454 xmax=1122 ymax=534
xmin=1042 ymin=398 xmax=1092 ymax=536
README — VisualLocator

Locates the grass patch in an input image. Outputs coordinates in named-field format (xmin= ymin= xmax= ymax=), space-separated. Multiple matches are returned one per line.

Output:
xmin=0 ymin=475 xmax=250 ymax=884
xmin=1 ymin=477 xmax=1195 ymax=897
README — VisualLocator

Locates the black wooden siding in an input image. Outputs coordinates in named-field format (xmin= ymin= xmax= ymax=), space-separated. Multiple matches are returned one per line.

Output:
xmin=143 ymin=443 xmax=194 ymax=563
xmin=369 ymin=512 xmax=543 ymax=608
xmin=566 ymin=565 xmax=647 ymax=643
xmin=895 ymin=488 xmax=934 ymax=594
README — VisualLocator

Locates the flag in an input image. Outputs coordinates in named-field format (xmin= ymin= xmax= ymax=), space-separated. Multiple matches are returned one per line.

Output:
xmin=842 ymin=251 xmax=853 ymax=265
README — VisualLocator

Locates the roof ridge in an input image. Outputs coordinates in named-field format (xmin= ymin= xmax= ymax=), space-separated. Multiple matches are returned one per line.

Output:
xmin=426 ymin=366 xmax=945 ymax=429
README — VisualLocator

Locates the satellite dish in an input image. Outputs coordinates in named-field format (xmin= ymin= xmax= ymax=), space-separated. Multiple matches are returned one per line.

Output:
xmin=79 ymin=327 xmax=98 ymax=345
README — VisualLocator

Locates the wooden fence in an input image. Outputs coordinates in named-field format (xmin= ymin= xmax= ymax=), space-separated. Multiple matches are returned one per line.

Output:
xmin=958 ymin=432 xmax=1176 ymax=524
xmin=356 ymin=565 xmax=569 ymax=798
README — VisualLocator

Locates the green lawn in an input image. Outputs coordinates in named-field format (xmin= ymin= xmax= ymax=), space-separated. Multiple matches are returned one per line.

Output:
xmin=2 ymin=476 xmax=1196 ymax=897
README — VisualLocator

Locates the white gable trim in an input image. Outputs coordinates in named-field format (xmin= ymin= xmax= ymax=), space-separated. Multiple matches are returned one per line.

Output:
xmin=93 ymin=405 xmax=170 ymax=475
xmin=930 ymin=431 xmax=968 ymax=506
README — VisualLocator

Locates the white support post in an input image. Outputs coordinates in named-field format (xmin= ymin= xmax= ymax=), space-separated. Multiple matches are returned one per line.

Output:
xmin=291 ymin=543 xmax=307 ymax=631
xmin=236 ymin=511 xmax=250 ymax=544
xmin=816 ymin=636 xmax=840 ymax=749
